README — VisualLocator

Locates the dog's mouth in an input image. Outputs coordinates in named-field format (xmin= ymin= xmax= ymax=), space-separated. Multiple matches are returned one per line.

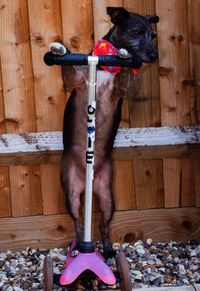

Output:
xmin=128 ymin=49 xmax=158 ymax=64
xmin=139 ymin=51 xmax=158 ymax=63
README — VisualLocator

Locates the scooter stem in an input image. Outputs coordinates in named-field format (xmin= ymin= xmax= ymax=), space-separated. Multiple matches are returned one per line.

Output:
xmin=84 ymin=56 xmax=99 ymax=242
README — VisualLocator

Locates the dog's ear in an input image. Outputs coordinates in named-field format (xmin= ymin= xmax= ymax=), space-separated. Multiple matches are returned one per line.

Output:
xmin=107 ymin=7 xmax=130 ymax=24
xmin=145 ymin=15 xmax=159 ymax=23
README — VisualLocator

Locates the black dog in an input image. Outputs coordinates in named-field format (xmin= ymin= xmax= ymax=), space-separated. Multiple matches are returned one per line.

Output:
xmin=50 ymin=7 xmax=159 ymax=258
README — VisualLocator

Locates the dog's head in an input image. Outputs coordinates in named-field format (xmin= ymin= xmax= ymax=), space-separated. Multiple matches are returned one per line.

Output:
xmin=106 ymin=7 xmax=159 ymax=63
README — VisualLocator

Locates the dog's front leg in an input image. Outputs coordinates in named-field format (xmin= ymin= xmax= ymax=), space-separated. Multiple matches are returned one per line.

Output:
xmin=49 ymin=42 xmax=85 ymax=92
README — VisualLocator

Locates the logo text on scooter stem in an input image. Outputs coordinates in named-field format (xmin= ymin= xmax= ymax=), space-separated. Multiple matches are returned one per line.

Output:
xmin=86 ymin=151 xmax=94 ymax=164
xmin=86 ymin=103 xmax=96 ymax=164
xmin=87 ymin=105 xmax=95 ymax=122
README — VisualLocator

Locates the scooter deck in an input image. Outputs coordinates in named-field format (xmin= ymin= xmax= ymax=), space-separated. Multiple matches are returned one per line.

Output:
xmin=59 ymin=240 xmax=116 ymax=286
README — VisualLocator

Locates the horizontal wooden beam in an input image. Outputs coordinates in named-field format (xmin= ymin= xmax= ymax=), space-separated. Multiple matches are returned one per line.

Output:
xmin=0 ymin=125 xmax=199 ymax=165
xmin=0 ymin=207 xmax=199 ymax=251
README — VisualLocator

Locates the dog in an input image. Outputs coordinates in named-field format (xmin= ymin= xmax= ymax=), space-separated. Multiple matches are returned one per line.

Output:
xmin=50 ymin=7 xmax=159 ymax=258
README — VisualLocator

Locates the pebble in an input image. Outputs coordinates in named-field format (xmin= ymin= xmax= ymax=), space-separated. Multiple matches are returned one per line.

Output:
xmin=131 ymin=270 xmax=143 ymax=280
xmin=0 ymin=240 xmax=199 ymax=290
xmin=179 ymin=264 xmax=186 ymax=274
xmin=146 ymin=238 xmax=153 ymax=245
xmin=0 ymin=259 xmax=5 ymax=267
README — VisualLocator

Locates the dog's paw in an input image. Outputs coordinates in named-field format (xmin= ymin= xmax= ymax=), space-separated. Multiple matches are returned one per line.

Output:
xmin=49 ymin=42 xmax=67 ymax=55
xmin=103 ymin=244 xmax=116 ymax=259
xmin=117 ymin=48 xmax=131 ymax=59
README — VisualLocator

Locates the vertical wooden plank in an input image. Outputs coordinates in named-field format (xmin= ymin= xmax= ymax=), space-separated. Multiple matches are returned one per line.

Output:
xmin=113 ymin=160 xmax=136 ymax=210
xmin=0 ymin=62 xmax=11 ymax=217
xmin=0 ymin=0 xmax=36 ymax=133
xmin=156 ymin=0 xmax=194 ymax=126
xmin=134 ymin=160 xmax=164 ymax=209
xmin=40 ymin=164 xmax=66 ymax=215
xmin=114 ymin=102 xmax=136 ymax=210
xmin=61 ymin=0 xmax=94 ymax=53
xmin=124 ymin=0 xmax=161 ymax=128
xmin=92 ymin=0 xmax=136 ymax=211
xmin=0 ymin=167 xmax=10 ymax=217
xmin=156 ymin=0 xmax=194 ymax=208
xmin=181 ymin=159 xmax=195 ymax=207
xmin=28 ymin=0 xmax=66 ymax=215
xmin=163 ymin=159 xmax=181 ymax=208
xmin=192 ymin=159 xmax=200 ymax=207
xmin=187 ymin=0 xmax=199 ymax=124
xmin=188 ymin=0 xmax=200 ymax=206
xmin=0 ymin=0 xmax=42 ymax=217
xmin=28 ymin=0 xmax=66 ymax=131
xmin=10 ymin=166 xmax=42 ymax=216
xmin=124 ymin=0 xmax=163 ymax=209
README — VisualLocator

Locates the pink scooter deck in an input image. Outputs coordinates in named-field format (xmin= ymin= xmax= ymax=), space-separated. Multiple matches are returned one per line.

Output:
xmin=60 ymin=241 xmax=116 ymax=286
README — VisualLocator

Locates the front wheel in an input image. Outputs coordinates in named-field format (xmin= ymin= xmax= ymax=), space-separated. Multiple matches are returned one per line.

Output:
xmin=116 ymin=251 xmax=132 ymax=291
xmin=43 ymin=256 xmax=53 ymax=291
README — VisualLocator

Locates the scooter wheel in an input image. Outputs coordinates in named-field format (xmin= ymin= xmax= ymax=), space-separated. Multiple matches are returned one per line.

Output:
xmin=116 ymin=251 xmax=132 ymax=291
xmin=43 ymin=256 xmax=53 ymax=291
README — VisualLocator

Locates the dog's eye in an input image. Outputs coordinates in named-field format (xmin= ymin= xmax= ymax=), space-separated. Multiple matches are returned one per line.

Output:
xmin=131 ymin=29 xmax=140 ymax=37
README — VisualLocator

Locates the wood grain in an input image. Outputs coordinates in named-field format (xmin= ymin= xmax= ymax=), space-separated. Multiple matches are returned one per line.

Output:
xmin=124 ymin=0 xmax=161 ymax=128
xmin=163 ymin=159 xmax=181 ymax=208
xmin=28 ymin=0 xmax=66 ymax=132
xmin=188 ymin=0 xmax=200 ymax=207
xmin=0 ymin=0 xmax=42 ymax=217
xmin=181 ymin=159 xmax=195 ymax=207
xmin=113 ymin=160 xmax=136 ymax=210
xmin=0 ymin=0 xmax=36 ymax=133
xmin=133 ymin=159 xmax=164 ymax=209
xmin=111 ymin=207 xmax=200 ymax=244
xmin=188 ymin=0 xmax=200 ymax=123
xmin=0 ymin=56 xmax=11 ymax=217
xmin=0 ymin=207 xmax=199 ymax=251
xmin=0 ymin=126 xmax=199 ymax=165
xmin=193 ymin=159 xmax=200 ymax=207
xmin=10 ymin=165 xmax=42 ymax=217
xmin=0 ymin=126 xmax=200 ymax=154
xmin=0 ymin=167 xmax=11 ymax=217
xmin=156 ymin=0 xmax=193 ymax=125
xmin=0 ymin=144 xmax=199 ymax=165
xmin=156 ymin=0 xmax=194 ymax=208
xmin=41 ymin=164 xmax=66 ymax=215
xmin=28 ymin=0 xmax=66 ymax=216
xmin=61 ymin=0 xmax=94 ymax=53
xmin=123 ymin=0 xmax=162 ymax=210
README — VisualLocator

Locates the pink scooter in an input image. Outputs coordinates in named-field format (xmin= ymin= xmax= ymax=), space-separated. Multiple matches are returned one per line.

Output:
xmin=43 ymin=51 xmax=141 ymax=290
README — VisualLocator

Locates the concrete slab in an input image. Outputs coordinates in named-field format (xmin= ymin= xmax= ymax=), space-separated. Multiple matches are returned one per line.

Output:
xmin=136 ymin=285 xmax=197 ymax=291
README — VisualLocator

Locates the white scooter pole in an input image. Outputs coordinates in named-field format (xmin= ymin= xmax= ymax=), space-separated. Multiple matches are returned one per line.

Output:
xmin=84 ymin=56 xmax=99 ymax=242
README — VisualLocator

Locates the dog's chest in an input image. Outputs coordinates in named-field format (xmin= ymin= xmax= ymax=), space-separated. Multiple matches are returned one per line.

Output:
xmin=95 ymin=70 xmax=129 ymax=114
xmin=95 ymin=71 xmax=120 ymax=126
xmin=96 ymin=71 xmax=115 ymax=91
xmin=96 ymin=71 xmax=115 ymax=105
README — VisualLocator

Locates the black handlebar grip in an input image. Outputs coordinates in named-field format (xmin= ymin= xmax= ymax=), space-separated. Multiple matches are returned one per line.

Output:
xmin=44 ymin=52 xmax=142 ymax=68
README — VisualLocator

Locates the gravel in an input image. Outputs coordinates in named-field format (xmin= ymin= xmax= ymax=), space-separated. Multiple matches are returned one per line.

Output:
xmin=0 ymin=239 xmax=199 ymax=290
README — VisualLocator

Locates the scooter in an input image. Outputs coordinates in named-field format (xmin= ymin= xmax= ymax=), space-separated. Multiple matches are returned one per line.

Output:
xmin=43 ymin=50 xmax=141 ymax=290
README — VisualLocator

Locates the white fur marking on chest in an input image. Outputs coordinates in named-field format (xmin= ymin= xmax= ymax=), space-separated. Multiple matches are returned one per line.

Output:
xmin=96 ymin=71 xmax=115 ymax=95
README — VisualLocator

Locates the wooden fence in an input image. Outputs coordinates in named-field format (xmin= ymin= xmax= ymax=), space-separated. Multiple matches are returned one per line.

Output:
xmin=0 ymin=0 xmax=199 ymax=251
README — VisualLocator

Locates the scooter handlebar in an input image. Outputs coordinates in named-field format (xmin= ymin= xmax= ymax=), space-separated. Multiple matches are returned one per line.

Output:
xmin=44 ymin=52 xmax=142 ymax=68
